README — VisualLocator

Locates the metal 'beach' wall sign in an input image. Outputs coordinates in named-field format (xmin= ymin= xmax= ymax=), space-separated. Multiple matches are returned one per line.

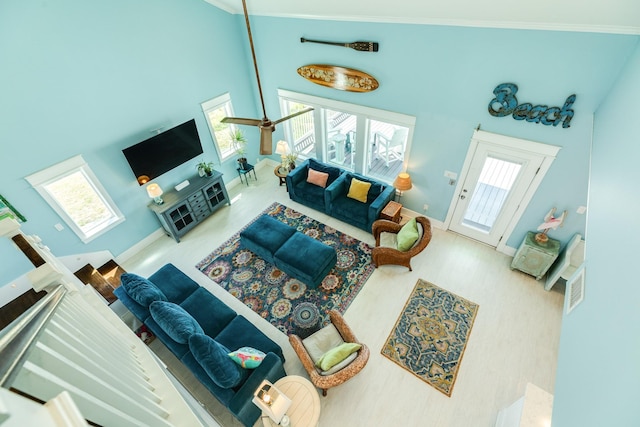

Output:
xmin=488 ymin=83 xmax=576 ymax=128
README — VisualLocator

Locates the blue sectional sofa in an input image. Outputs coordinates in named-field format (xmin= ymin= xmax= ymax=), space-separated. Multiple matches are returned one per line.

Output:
xmin=286 ymin=158 xmax=395 ymax=232
xmin=113 ymin=263 xmax=286 ymax=427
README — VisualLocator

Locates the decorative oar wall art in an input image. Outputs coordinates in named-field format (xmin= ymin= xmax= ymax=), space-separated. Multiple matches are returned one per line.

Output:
xmin=300 ymin=37 xmax=379 ymax=52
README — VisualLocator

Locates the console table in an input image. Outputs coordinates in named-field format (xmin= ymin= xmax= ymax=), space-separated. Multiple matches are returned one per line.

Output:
xmin=510 ymin=231 xmax=560 ymax=280
xmin=148 ymin=172 xmax=229 ymax=242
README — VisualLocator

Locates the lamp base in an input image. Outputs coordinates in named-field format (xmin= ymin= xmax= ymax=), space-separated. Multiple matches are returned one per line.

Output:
xmin=534 ymin=232 xmax=548 ymax=244
xmin=153 ymin=196 xmax=164 ymax=205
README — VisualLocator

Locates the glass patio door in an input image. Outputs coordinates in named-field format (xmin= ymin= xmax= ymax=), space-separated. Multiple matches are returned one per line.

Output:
xmin=324 ymin=109 xmax=356 ymax=170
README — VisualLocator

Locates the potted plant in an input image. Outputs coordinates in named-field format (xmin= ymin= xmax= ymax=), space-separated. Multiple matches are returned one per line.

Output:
xmin=284 ymin=153 xmax=298 ymax=171
xmin=196 ymin=161 xmax=214 ymax=177
xmin=230 ymin=129 xmax=248 ymax=169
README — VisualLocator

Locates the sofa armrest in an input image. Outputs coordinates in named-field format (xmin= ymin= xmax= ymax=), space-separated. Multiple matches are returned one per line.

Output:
xmin=325 ymin=172 xmax=347 ymax=204
xmin=368 ymin=185 xmax=395 ymax=226
xmin=228 ymin=352 xmax=286 ymax=426
xmin=286 ymin=159 xmax=309 ymax=194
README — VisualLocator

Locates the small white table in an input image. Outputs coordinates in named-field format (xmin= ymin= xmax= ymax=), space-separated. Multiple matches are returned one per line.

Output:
xmin=260 ymin=375 xmax=321 ymax=427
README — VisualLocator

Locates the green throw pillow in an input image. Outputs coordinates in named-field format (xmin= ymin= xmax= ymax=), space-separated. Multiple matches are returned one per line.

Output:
xmin=315 ymin=342 xmax=362 ymax=371
xmin=397 ymin=217 xmax=419 ymax=252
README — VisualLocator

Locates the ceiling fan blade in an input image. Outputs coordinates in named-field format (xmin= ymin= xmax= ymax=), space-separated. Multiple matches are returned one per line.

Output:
xmin=272 ymin=107 xmax=314 ymax=126
xmin=259 ymin=127 xmax=273 ymax=155
xmin=221 ymin=116 xmax=262 ymax=126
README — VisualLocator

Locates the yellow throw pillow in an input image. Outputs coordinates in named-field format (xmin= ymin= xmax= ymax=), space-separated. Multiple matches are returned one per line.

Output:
xmin=347 ymin=178 xmax=372 ymax=203
xmin=315 ymin=342 xmax=362 ymax=371
xmin=397 ymin=217 xmax=419 ymax=252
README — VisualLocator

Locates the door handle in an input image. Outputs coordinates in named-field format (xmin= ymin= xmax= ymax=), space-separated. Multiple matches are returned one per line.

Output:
xmin=460 ymin=188 xmax=467 ymax=199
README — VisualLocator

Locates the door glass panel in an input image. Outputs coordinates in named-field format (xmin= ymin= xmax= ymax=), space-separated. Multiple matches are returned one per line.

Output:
xmin=284 ymin=100 xmax=315 ymax=159
xmin=462 ymin=156 xmax=522 ymax=233
xmin=325 ymin=109 xmax=356 ymax=170
xmin=366 ymin=120 xmax=408 ymax=182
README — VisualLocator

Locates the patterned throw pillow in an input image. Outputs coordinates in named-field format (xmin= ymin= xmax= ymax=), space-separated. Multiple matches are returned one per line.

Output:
xmin=228 ymin=346 xmax=266 ymax=369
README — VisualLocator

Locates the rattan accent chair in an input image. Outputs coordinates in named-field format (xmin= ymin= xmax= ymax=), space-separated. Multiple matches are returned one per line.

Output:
xmin=289 ymin=310 xmax=369 ymax=396
xmin=372 ymin=216 xmax=432 ymax=271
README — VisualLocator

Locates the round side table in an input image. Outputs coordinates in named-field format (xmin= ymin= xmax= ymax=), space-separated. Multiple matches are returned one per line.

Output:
xmin=274 ymin=166 xmax=289 ymax=188
xmin=260 ymin=375 xmax=321 ymax=427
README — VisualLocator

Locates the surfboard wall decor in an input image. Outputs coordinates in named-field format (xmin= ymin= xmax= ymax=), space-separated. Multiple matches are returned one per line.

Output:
xmin=297 ymin=64 xmax=379 ymax=92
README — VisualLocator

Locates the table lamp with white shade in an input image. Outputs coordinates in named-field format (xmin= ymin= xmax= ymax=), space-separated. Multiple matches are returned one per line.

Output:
xmin=275 ymin=140 xmax=291 ymax=169
xmin=146 ymin=183 xmax=164 ymax=205
xmin=252 ymin=380 xmax=291 ymax=426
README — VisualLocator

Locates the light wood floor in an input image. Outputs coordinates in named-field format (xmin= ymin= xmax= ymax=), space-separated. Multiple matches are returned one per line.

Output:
xmin=121 ymin=162 xmax=565 ymax=427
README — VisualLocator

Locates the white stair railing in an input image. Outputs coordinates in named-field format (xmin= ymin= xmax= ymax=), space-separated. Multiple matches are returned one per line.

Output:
xmin=0 ymin=217 xmax=205 ymax=427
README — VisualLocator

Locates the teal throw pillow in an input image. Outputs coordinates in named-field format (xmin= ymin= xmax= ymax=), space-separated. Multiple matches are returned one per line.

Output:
xmin=121 ymin=273 xmax=167 ymax=307
xmin=149 ymin=301 xmax=203 ymax=344
xmin=397 ymin=217 xmax=419 ymax=252
xmin=189 ymin=334 xmax=247 ymax=389
xmin=315 ymin=342 xmax=362 ymax=371
xmin=228 ymin=346 xmax=266 ymax=369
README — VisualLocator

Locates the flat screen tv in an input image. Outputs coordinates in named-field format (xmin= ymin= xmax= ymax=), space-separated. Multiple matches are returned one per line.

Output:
xmin=123 ymin=118 xmax=203 ymax=185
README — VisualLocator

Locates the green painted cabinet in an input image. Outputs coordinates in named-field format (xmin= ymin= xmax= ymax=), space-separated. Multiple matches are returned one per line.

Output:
xmin=510 ymin=231 xmax=560 ymax=280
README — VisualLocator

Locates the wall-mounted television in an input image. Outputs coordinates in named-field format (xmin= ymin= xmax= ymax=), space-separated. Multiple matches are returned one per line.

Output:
xmin=123 ymin=118 xmax=203 ymax=185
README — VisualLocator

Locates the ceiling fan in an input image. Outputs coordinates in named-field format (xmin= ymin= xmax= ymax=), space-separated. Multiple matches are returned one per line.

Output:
xmin=222 ymin=0 xmax=313 ymax=155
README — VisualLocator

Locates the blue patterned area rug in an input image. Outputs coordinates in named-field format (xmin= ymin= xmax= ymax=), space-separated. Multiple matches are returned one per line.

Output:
xmin=196 ymin=202 xmax=374 ymax=336
xmin=381 ymin=279 xmax=479 ymax=397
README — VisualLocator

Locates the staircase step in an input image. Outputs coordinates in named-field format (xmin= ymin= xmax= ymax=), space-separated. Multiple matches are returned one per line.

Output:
xmin=97 ymin=259 xmax=126 ymax=289
xmin=74 ymin=264 xmax=117 ymax=304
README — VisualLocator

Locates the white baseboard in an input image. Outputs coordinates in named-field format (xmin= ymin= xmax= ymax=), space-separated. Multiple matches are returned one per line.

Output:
xmin=115 ymin=228 xmax=166 ymax=265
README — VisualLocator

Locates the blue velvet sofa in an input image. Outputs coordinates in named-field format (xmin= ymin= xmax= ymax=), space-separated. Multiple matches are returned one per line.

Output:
xmin=286 ymin=158 xmax=343 ymax=213
xmin=326 ymin=172 xmax=395 ymax=232
xmin=113 ymin=263 xmax=286 ymax=427
xmin=286 ymin=158 xmax=395 ymax=232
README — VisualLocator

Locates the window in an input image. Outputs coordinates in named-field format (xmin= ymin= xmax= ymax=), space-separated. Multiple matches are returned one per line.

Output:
xmin=201 ymin=93 xmax=240 ymax=162
xmin=279 ymin=89 xmax=415 ymax=183
xmin=25 ymin=155 xmax=124 ymax=243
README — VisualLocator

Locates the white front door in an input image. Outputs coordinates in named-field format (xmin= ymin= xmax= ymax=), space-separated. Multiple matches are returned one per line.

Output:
xmin=446 ymin=130 xmax=560 ymax=248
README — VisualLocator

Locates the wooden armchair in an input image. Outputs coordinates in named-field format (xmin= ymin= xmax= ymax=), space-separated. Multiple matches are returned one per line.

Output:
xmin=289 ymin=310 xmax=369 ymax=396
xmin=372 ymin=216 xmax=432 ymax=271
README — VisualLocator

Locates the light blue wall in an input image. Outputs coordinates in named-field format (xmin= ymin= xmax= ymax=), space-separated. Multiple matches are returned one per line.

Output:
xmin=552 ymin=40 xmax=640 ymax=426
xmin=249 ymin=17 xmax=637 ymax=249
xmin=0 ymin=1 xmax=637 ymax=290
xmin=0 ymin=0 xmax=260 ymax=283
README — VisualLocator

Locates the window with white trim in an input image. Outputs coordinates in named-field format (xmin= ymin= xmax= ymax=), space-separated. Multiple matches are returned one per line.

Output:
xmin=201 ymin=93 xmax=240 ymax=162
xmin=279 ymin=89 xmax=416 ymax=184
xmin=25 ymin=155 xmax=125 ymax=243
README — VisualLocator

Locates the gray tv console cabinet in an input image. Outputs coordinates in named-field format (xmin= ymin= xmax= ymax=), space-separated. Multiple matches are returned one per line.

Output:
xmin=148 ymin=172 xmax=230 ymax=242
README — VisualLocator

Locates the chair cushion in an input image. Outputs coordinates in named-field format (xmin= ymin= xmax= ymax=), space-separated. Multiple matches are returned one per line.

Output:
xmin=302 ymin=323 xmax=345 ymax=364
xmin=397 ymin=217 xmax=419 ymax=252
xmin=307 ymin=168 xmax=329 ymax=188
xmin=149 ymin=301 xmax=204 ymax=344
xmin=120 ymin=273 xmax=167 ymax=307
xmin=347 ymin=177 xmax=372 ymax=203
xmin=320 ymin=351 xmax=359 ymax=376
xmin=315 ymin=342 xmax=362 ymax=371
xmin=189 ymin=334 xmax=247 ymax=389
xmin=228 ymin=346 xmax=266 ymax=369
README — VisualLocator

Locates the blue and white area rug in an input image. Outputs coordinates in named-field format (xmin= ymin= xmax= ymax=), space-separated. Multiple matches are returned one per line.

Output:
xmin=381 ymin=279 xmax=479 ymax=396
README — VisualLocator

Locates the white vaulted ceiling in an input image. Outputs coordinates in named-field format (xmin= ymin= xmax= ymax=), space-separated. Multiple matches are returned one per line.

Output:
xmin=205 ymin=0 xmax=640 ymax=35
